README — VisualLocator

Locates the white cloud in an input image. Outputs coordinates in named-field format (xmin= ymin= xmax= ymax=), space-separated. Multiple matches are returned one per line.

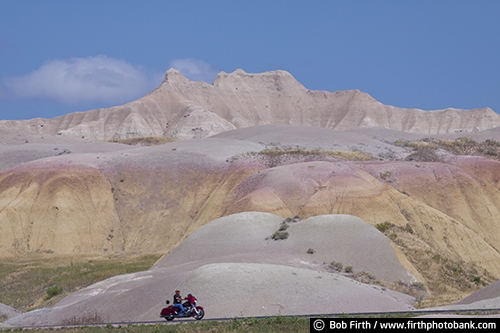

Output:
xmin=3 ymin=55 xmax=163 ymax=105
xmin=169 ymin=58 xmax=219 ymax=83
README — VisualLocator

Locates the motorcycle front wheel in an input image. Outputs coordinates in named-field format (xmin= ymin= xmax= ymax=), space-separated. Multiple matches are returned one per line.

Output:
xmin=193 ymin=309 xmax=205 ymax=320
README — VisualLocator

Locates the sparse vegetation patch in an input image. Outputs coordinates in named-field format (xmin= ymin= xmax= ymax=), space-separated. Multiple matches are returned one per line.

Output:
xmin=268 ymin=217 xmax=302 ymax=241
xmin=375 ymin=220 xmax=495 ymax=307
xmin=271 ymin=230 xmax=289 ymax=240
xmin=278 ymin=223 xmax=288 ymax=231
xmin=60 ymin=312 xmax=106 ymax=326
xmin=379 ymin=170 xmax=393 ymax=180
xmin=0 ymin=254 xmax=162 ymax=311
xmin=45 ymin=285 xmax=63 ymax=300
xmin=322 ymin=261 xmax=426 ymax=301
xmin=376 ymin=221 xmax=393 ymax=233
xmin=231 ymin=147 xmax=375 ymax=167
xmin=330 ymin=261 xmax=343 ymax=272
xmin=397 ymin=137 xmax=500 ymax=162
xmin=109 ymin=136 xmax=177 ymax=146
xmin=3 ymin=316 xmax=311 ymax=332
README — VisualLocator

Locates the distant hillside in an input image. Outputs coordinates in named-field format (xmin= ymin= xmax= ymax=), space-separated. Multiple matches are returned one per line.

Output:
xmin=1 ymin=69 xmax=499 ymax=143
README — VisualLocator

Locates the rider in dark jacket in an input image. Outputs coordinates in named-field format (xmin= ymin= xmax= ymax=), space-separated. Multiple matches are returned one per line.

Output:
xmin=173 ymin=290 xmax=185 ymax=314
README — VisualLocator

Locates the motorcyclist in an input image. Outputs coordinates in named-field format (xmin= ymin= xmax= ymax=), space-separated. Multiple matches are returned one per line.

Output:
xmin=173 ymin=290 xmax=186 ymax=315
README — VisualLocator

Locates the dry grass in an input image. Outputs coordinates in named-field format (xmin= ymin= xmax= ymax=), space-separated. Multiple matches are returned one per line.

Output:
xmin=109 ymin=136 xmax=177 ymax=146
xmin=374 ymin=222 xmax=496 ymax=308
xmin=60 ymin=312 xmax=107 ymax=326
xmin=0 ymin=254 xmax=162 ymax=311
xmin=5 ymin=317 xmax=310 ymax=333
xmin=320 ymin=220 xmax=496 ymax=308
xmin=396 ymin=137 xmax=500 ymax=161
xmin=231 ymin=147 xmax=375 ymax=167
xmin=321 ymin=258 xmax=427 ymax=303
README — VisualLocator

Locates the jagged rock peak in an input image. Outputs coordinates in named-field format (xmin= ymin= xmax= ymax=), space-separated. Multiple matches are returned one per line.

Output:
xmin=162 ymin=68 xmax=190 ymax=84
xmin=214 ymin=68 xmax=295 ymax=80
xmin=213 ymin=68 xmax=305 ymax=92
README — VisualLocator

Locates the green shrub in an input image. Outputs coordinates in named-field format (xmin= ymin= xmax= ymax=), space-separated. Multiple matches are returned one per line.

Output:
xmin=412 ymin=281 xmax=426 ymax=290
xmin=278 ymin=223 xmax=289 ymax=231
xmin=394 ymin=139 xmax=410 ymax=147
xmin=485 ymin=147 xmax=498 ymax=156
xmin=330 ymin=261 xmax=343 ymax=271
xmin=307 ymin=248 xmax=315 ymax=254
xmin=45 ymin=285 xmax=63 ymax=300
xmin=355 ymin=271 xmax=377 ymax=281
xmin=271 ymin=231 xmax=289 ymax=240
xmin=376 ymin=221 xmax=393 ymax=233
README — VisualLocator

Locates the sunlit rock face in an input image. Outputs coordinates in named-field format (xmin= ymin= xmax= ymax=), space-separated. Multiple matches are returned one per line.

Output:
xmin=1 ymin=69 xmax=499 ymax=142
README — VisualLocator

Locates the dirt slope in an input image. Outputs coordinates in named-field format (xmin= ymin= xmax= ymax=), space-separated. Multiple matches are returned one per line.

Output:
xmin=2 ymin=125 xmax=500 ymax=280
xmin=0 ymin=163 xmax=124 ymax=255
xmin=0 ymin=303 xmax=19 ymax=321
xmin=0 ymin=137 xmax=264 ymax=256
xmin=0 ymin=116 xmax=500 ymax=323
xmin=5 ymin=212 xmax=417 ymax=325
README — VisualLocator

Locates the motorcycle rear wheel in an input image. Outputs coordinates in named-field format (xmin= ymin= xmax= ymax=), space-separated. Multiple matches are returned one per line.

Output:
xmin=164 ymin=315 xmax=174 ymax=321
xmin=193 ymin=309 xmax=205 ymax=320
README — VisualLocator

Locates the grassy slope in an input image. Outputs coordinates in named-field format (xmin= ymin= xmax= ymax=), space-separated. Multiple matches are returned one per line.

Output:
xmin=0 ymin=254 xmax=162 ymax=311
xmin=4 ymin=317 xmax=309 ymax=333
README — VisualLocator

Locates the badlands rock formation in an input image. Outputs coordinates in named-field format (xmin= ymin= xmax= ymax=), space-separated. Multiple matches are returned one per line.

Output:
xmin=4 ymin=213 xmax=418 ymax=325
xmin=1 ymin=69 xmax=500 ymax=143
xmin=2 ymin=69 xmax=500 ymax=324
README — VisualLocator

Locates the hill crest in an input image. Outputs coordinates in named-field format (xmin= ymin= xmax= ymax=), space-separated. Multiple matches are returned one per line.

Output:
xmin=1 ymin=69 xmax=499 ymax=143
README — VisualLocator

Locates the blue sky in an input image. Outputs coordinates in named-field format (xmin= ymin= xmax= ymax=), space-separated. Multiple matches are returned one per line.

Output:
xmin=0 ymin=0 xmax=499 ymax=120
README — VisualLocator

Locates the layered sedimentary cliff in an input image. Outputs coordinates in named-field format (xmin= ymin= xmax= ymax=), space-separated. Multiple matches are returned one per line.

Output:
xmin=1 ymin=69 xmax=499 ymax=142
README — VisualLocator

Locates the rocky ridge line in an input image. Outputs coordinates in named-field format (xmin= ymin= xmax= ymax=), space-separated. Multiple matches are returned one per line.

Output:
xmin=1 ymin=69 xmax=499 ymax=143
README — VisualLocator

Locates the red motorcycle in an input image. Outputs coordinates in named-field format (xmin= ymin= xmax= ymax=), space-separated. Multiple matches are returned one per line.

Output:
xmin=160 ymin=294 xmax=205 ymax=321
